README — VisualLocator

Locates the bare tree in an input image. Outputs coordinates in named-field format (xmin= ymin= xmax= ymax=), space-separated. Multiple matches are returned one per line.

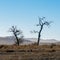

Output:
xmin=9 ymin=26 xmax=23 ymax=46
xmin=31 ymin=17 xmax=52 ymax=45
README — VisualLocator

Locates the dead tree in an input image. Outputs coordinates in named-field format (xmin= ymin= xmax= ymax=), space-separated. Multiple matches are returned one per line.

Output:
xmin=9 ymin=26 xmax=23 ymax=46
xmin=31 ymin=17 xmax=52 ymax=45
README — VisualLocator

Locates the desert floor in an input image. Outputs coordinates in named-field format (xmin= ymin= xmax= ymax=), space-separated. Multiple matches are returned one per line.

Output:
xmin=0 ymin=44 xmax=60 ymax=60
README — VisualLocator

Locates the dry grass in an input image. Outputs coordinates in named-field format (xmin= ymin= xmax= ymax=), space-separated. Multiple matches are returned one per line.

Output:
xmin=0 ymin=44 xmax=60 ymax=60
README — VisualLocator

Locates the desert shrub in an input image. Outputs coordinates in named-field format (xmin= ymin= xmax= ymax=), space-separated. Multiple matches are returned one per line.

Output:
xmin=18 ymin=49 xmax=26 ymax=52
xmin=0 ymin=45 xmax=9 ymax=49
xmin=49 ymin=49 xmax=56 ymax=52
xmin=50 ymin=43 xmax=56 ymax=48
xmin=51 ymin=49 xmax=56 ymax=52
xmin=0 ymin=45 xmax=4 ymax=49
xmin=6 ymin=49 xmax=15 ymax=52
xmin=31 ymin=42 xmax=37 ymax=45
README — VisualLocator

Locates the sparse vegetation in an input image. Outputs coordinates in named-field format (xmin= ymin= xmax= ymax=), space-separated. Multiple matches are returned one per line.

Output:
xmin=31 ymin=17 xmax=52 ymax=45
xmin=9 ymin=26 xmax=24 ymax=46
xmin=0 ymin=44 xmax=60 ymax=60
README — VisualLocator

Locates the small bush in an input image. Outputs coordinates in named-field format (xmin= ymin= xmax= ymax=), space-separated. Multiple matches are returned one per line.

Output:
xmin=50 ymin=43 xmax=56 ymax=48
xmin=49 ymin=49 xmax=56 ymax=52
xmin=6 ymin=50 xmax=15 ymax=52
xmin=0 ymin=45 xmax=4 ymax=49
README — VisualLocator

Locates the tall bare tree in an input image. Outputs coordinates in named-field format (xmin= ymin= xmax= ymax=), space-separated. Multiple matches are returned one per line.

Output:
xmin=31 ymin=17 xmax=52 ymax=45
xmin=9 ymin=26 xmax=23 ymax=46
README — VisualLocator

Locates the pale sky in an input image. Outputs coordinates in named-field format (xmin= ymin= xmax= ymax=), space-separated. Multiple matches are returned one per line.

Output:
xmin=0 ymin=0 xmax=60 ymax=41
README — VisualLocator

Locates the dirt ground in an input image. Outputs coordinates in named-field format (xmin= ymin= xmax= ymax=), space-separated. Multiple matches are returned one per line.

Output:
xmin=0 ymin=44 xmax=60 ymax=60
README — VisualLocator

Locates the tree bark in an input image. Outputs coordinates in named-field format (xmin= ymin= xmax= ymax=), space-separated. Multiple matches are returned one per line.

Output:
xmin=37 ymin=32 xmax=41 ymax=45
xmin=37 ymin=25 xmax=43 ymax=45
xmin=14 ymin=33 xmax=19 ymax=46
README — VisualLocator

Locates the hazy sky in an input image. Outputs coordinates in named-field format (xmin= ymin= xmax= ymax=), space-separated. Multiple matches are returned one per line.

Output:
xmin=0 ymin=0 xmax=60 ymax=40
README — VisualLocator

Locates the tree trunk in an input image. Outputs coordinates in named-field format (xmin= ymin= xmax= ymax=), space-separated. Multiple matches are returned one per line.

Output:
xmin=37 ymin=25 xmax=43 ymax=45
xmin=37 ymin=32 xmax=41 ymax=45
xmin=14 ymin=33 xmax=19 ymax=46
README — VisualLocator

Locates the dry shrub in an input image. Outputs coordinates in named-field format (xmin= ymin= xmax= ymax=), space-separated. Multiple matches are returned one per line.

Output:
xmin=31 ymin=42 xmax=37 ymax=45
xmin=50 ymin=43 xmax=56 ymax=48
xmin=0 ymin=44 xmax=60 ymax=53
xmin=0 ymin=45 xmax=4 ymax=49
xmin=6 ymin=49 xmax=15 ymax=52
xmin=48 ymin=49 xmax=56 ymax=52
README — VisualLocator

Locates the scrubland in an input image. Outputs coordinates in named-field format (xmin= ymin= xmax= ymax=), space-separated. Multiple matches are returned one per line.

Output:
xmin=0 ymin=43 xmax=60 ymax=60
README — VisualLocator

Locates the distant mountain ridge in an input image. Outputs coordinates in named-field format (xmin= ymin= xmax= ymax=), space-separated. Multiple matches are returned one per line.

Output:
xmin=25 ymin=38 xmax=60 ymax=45
xmin=0 ymin=36 xmax=60 ymax=45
